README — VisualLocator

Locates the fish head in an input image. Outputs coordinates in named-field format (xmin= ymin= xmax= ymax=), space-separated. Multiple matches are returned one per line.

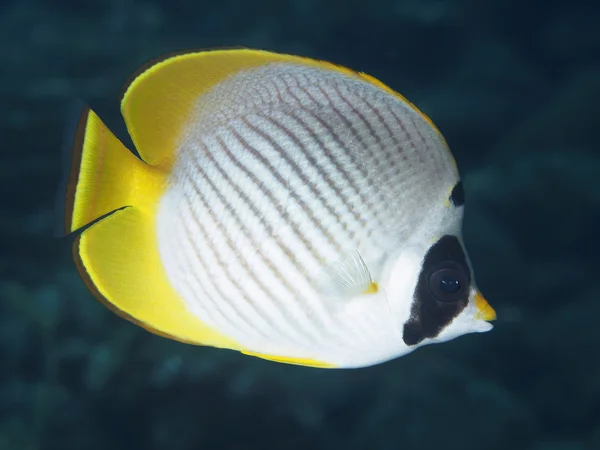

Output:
xmin=385 ymin=232 xmax=496 ymax=353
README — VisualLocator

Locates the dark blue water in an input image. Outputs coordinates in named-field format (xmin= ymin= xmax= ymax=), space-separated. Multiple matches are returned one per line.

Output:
xmin=1 ymin=0 xmax=599 ymax=449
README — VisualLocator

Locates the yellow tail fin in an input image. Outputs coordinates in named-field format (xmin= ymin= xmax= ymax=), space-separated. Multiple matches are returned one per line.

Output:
xmin=60 ymin=105 xmax=239 ymax=349
xmin=61 ymin=106 xmax=161 ymax=235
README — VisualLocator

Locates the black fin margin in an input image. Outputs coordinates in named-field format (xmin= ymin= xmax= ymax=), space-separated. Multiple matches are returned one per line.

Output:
xmin=53 ymin=99 xmax=90 ymax=238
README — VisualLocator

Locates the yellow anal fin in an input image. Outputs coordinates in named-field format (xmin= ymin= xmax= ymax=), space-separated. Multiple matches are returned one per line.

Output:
xmin=75 ymin=206 xmax=240 ymax=349
xmin=241 ymin=350 xmax=334 ymax=368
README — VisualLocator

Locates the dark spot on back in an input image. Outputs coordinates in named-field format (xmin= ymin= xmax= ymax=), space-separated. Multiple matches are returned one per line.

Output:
xmin=402 ymin=235 xmax=471 ymax=346
xmin=450 ymin=181 xmax=465 ymax=207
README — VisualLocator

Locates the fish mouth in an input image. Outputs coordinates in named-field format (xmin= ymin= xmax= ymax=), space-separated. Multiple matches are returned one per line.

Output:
xmin=474 ymin=290 xmax=497 ymax=321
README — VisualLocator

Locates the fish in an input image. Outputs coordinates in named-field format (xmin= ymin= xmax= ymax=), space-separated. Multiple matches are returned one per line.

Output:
xmin=58 ymin=48 xmax=496 ymax=369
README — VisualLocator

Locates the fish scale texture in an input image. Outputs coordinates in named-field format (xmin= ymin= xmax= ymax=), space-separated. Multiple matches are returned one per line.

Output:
xmin=156 ymin=62 xmax=458 ymax=363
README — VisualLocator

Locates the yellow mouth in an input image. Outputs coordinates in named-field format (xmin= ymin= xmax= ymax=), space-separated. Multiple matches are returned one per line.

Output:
xmin=474 ymin=291 xmax=496 ymax=321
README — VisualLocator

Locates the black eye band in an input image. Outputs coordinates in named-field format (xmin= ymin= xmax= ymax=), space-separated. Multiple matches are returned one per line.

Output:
xmin=402 ymin=235 xmax=471 ymax=346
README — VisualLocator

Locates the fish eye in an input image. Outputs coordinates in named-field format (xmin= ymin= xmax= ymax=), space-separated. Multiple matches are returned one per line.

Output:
xmin=428 ymin=266 xmax=468 ymax=303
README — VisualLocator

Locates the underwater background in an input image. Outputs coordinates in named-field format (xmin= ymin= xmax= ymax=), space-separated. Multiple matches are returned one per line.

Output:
xmin=2 ymin=0 xmax=599 ymax=449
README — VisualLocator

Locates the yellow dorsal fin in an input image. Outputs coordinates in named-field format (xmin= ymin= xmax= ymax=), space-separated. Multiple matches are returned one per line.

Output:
xmin=119 ymin=47 xmax=435 ymax=169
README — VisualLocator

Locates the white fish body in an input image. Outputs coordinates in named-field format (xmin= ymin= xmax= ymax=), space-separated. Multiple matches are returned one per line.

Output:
xmin=156 ymin=62 xmax=488 ymax=367
xmin=62 ymin=49 xmax=495 ymax=369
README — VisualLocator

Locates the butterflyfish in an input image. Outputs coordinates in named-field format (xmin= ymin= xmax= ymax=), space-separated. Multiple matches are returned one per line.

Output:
xmin=59 ymin=48 xmax=496 ymax=369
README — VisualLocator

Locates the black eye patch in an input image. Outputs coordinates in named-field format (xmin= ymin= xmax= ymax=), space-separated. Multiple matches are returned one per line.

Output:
xmin=402 ymin=235 xmax=471 ymax=346
xmin=449 ymin=181 xmax=464 ymax=207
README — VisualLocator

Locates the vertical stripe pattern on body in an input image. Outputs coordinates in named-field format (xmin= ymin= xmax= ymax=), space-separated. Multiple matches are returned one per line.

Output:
xmin=155 ymin=62 xmax=459 ymax=357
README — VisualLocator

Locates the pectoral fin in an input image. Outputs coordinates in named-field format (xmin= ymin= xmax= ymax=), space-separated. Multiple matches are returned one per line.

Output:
xmin=316 ymin=250 xmax=378 ymax=300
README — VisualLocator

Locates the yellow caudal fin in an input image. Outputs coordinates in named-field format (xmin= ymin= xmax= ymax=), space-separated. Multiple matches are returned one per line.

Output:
xmin=60 ymin=105 xmax=161 ymax=235
xmin=119 ymin=47 xmax=391 ymax=168
xmin=61 ymin=105 xmax=239 ymax=348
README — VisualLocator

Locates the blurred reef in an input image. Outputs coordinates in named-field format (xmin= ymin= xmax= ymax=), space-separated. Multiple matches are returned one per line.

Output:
xmin=1 ymin=0 xmax=599 ymax=449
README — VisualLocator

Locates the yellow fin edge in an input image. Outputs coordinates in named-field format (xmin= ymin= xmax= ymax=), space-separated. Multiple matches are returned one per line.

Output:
xmin=119 ymin=48 xmax=449 ymax=169
xmin=241 ymin=350 xmax=335 ymax=368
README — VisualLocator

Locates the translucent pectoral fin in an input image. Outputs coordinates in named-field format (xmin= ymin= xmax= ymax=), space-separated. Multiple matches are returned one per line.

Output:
xmin=316 ymin=250 xmax=378 ymax=300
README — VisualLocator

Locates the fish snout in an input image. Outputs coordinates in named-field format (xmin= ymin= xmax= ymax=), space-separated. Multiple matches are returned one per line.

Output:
xmin=474 ymin=290 xmax=496 ymax=321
